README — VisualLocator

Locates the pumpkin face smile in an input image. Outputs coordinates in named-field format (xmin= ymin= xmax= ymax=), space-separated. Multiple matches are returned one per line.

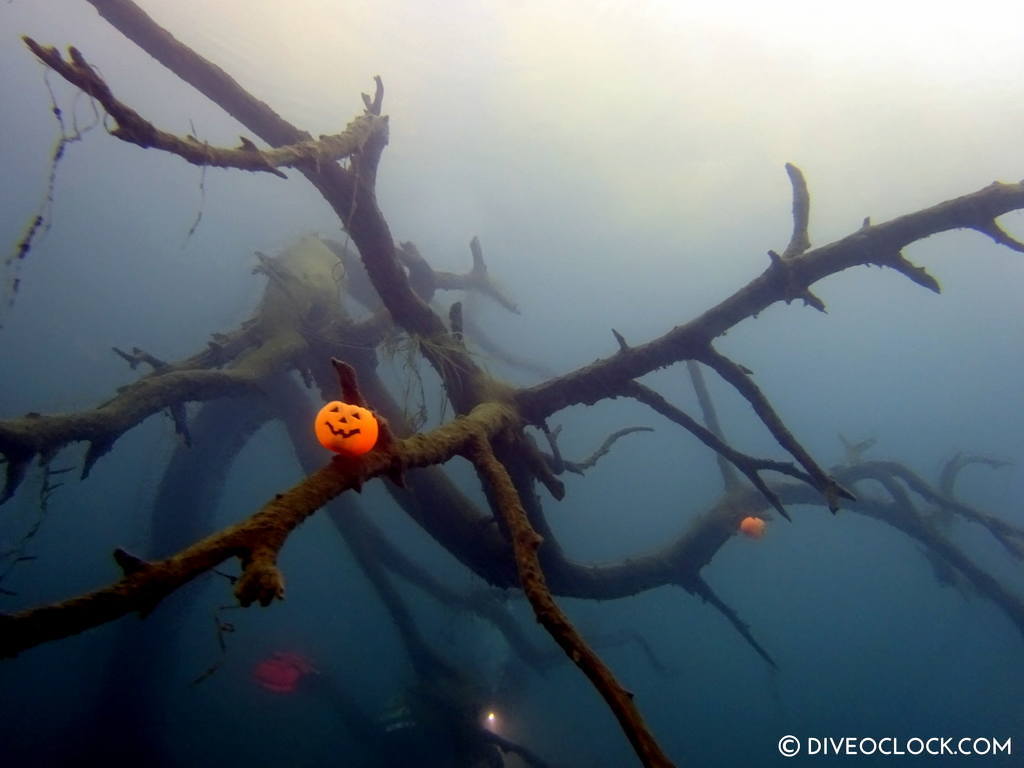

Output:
xmin=314 ymin=400 xmax=379 ymax=456
xmin=323 ymin=422 xmax=361 ymax=439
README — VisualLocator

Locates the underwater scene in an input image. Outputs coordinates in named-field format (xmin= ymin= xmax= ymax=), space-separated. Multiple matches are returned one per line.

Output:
xmin=2 ymin=2 xmax=1023 ymax=766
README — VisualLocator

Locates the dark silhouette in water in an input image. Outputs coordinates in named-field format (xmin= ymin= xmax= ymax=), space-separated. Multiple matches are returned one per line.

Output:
xmin=2 ymin=2 xmax=1024 ymax=765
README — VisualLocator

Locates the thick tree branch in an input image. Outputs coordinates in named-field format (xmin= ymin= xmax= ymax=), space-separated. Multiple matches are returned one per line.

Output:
xmin=0 ymin=400 xmax=519 ymax=657
xmin=0 ymin=331 xmax=306 ymax=504
xmin=22 ymin=38 xmax=384 ymax=178
xmin=8 ymin=6 xmax=1022 ymax=765
xmin=516 ymin=179 xmax=1024 ymax=421
xmin=463 ymin=432 xmax=673 ymax=768
xmin=85 ymin=0 xmax=308 ymax=146
xmin=0 ymin=238 xmax=339 ymax=502
xmin=75 ymin=0 xmax=483 ymax=414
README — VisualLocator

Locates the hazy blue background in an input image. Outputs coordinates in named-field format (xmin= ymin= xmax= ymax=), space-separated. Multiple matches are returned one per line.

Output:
xmin=1 ymin=1 xmax=1022 ymax=765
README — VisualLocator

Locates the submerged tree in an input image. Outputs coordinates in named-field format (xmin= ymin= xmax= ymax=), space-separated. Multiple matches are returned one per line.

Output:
xmin=2 ymin=1 xmax=1024 ymax=765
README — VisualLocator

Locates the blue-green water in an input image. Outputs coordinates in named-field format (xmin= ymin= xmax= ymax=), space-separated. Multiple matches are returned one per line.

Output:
xmin=1 ymin=2 xmax=1022 ymax=766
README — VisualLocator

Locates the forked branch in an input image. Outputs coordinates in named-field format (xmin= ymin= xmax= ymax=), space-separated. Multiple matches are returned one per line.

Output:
xmin=22 ymin=38 xmax=386 ymax=178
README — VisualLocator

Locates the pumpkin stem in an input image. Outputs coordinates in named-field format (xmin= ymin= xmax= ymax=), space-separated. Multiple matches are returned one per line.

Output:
xmin=330 ymin=357 xmax=367 ymax=407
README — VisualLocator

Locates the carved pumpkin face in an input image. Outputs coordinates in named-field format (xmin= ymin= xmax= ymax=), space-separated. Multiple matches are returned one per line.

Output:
xmin=738 ymin=516 xmax=766 ymax=539
xmin=314 ymin=401 xmax=379 ymax=456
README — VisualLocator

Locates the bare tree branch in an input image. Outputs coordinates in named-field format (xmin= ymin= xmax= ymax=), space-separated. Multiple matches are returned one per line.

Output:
xmin=781 ymin=162 xmax=811 ymax=258
xmin=22 ymin=38 xmax=384 ymax=178
xmin=463 ymin=431 xmax=673 ymax=768
xmin=516 ymin=179 xmax=1024 ymax=421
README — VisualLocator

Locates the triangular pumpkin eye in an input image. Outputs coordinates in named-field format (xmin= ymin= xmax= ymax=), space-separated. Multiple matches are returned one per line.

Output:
xmin=352 ymin=412 xmax=361 ymax=420
xmin=329 ymin=405 xmax=340 ymax=413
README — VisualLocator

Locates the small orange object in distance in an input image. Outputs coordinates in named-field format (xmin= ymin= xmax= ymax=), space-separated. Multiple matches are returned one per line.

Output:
xmin=738 ymin=515 xmax=767 ymax=539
